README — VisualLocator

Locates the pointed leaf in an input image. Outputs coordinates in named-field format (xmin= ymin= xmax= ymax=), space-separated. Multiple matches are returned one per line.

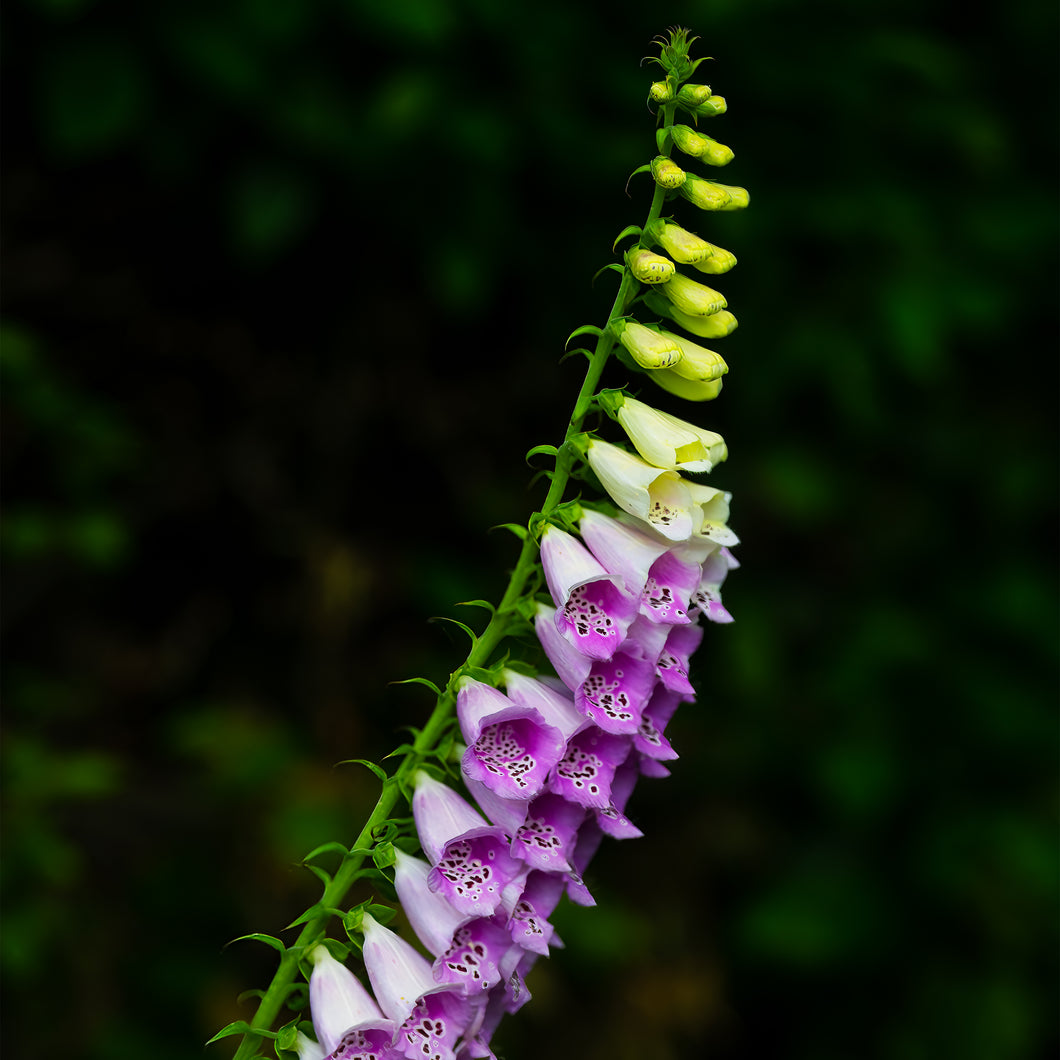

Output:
xmin=389 ymin=676 xmax=443 ymax=697
xmin=334 ymin=758 xmax=389 ymax=784
xmin=565 ymin=324 xmax=603 ymax=348
xmin=206 ymin=1021 xmax=276 ymax=1046
xmin=455 ymin=598 xmax=496 ymax=614
xmin=302 ymin=863 xmax=332 ymax=888
xmin=303 ymin=841 xmax=352 ymax=865
xmin=226 ymin=933 xmax=288 ymax=955
xmin=285 ymin=902 xmax=325 ymax=930
xmin=490 ymin=522 xmax=528 ymax=540
xmin=612 ymin=224 xmax=642 ymax=250
xmin=427 ymin=616 xmax=478 ymax=644
xmin=525 ymin=444 xmax=558 ymax=465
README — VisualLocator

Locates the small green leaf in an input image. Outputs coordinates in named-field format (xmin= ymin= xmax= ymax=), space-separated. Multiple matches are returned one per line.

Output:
xmin=302 ymin=863 xmax=332 ymax=888
xmin=334 ymin=758 xmax=389 ymax=784
xmin=285 ymin=903 xmax=325 ymax=930
xmin=389 ymin=676 xmax=443 ymax=696
xmin=489 ymin=522 xmax=528 ymax=540
xmin=525 ymin=444 xmax=558 ymax=465
xmin=236 ymin=989 xmax=266 ymax=1004
xmin=226 ymin=933 xmax=287 ymax=955
xmin=206 ymin=1021 xmax=276 ymax=1046
xmin=455 ymin=599 xmax=496 ymax=614
xmin=612 ymin=224 xmax=642 ymax=251
xmin=427 ymin=616 xmax=478 ymax=644
xmin=302 ymin=841 xmax=351 ymax=865
xmin=565 ymin=324 xmax=603 ymax=348
xmin=372 ymin=841 xmax=396 ymax=870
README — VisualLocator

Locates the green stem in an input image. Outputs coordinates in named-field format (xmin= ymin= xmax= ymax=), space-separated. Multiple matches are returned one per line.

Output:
xmin=227 ymin=106 xmax=682 ymax=1060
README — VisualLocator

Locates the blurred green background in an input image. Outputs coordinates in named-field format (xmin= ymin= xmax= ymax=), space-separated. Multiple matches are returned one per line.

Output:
xmin=2 ymin=0 xmax=1056 ymax=1057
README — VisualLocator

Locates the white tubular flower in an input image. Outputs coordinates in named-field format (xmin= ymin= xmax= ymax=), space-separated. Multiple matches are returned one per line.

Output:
xmin=688 ymin=482 xmax=739 ymax=546
xmin=615 ymin=395 xmax=727 ymax=473
xmin=586 ymin=439 xmax=697 ymax=540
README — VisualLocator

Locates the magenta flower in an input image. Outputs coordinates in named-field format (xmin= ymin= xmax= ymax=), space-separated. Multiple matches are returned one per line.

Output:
xmin=594 ymin=751 xmax=645 ymax=840
xmin=412 ymin=772 xmax=524 ymax=917
xmin=549 ymin=727 xmax=631 ymax=809
xmin=361 ymin=914 xmax=477 ymax=1060
xmin=579 ymin=509 xmax=699 ymax=625
xmin=392 ymin=850 xmax=520 ymax=996
xmin=307 ymin=944 xmax=397 ymax=1060
xmin=455 ymin=677 xmax=566 ymax=800
xmin=656 ymin=623 xmax=703 ymax=696
xmin=510 ymin=792 xmax=586 ymax=873
xmin=633 ymin=685 xmax=682 ymax=764
xmin=539 ymin=524 xmax=637 ymax=660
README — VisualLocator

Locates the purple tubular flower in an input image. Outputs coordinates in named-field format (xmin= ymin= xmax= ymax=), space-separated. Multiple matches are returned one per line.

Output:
xmin=657 ymin=623 xmax=703 ymax=696
xmin=501 ymin=670 xmax=585 ymax=742
xmin=549 ymin=727 xmax=631 ymax=809
xmin=633 ymin=685 xmax=682 ymax=763
xmin=461 ymin=775 xmax=529 ymax=834
xmin=361 ymin=913 xmax=475 ymax=1060
xmin=412 ymin=772 xmax=524 ymax=917
xmin=307 ymin=945 xmax=397 ymax=1060
xmin=510 ymin=792 xmax=586 ymax=873
xmin=393 ymin=850 xmax=520 ymax=995
xmin=594 ymin=751 xmax=644 ymax=840
xmin=506 ymin=871 xmax=564 ymax=956
xmin=539 ymin=525 xmax=638 ymax=660
xmin=456 ymin=677 xmax=566 ymax=800
xmin=690 ymin=545 xmax=739 ymax=623
xmin=580 ymin=509 xmax=699 ymax=625
xmin=534 ymin=605 xmax=656 ymax=734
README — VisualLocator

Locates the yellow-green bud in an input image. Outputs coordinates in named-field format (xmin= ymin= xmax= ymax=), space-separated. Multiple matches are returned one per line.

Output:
xmin=670 ymin=124 xmax=734 ymax=167
xmin=650 ymin=155 xmax=686 ymax=189
xmin=614 ymin=320 xmax=683 ymax=370
xmin=669 ymin=336 xmax=729 ymax=381
xmin=647 ymin=220 xmax=714 ymax=265
xmin=627 ymin=247 xmax=676 ymax=284
xmin=695 ymin=96 xmax=727 ymax=117
xmin=661 ymin=273 xmax=727 ymax=317
xmin=692 ymin=245 xmax=737 ymax=274
xmin=649 ymin=368 xmax=725 ymax=402
xmin=670 ymin=306 xmax=738 ymax=339
xmin=648 ymin=80 xmax=673 ymax=103
xmin=676 ymin=83 xmax=713 ymax=107
xmin=679 ymin=174 xmax=749 ymax=211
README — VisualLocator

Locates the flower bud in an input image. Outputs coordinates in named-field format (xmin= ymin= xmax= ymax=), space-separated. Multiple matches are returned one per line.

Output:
xmin=650 ymin=155 xmax=686 ymax=189
xmin=645 ymin=220 xmax=714 ymax=265
xmin=615 ymin=395 xmax=727 ymax=472
xmin=669 ymin=336 xmax=728 ymax=381
xmin=692 ymin=245 xmax=737 ymax=274
xmin=613 ymin=319 xmax=682 ymax=369
xmin=695 ymin=95 xmax=727 ymax=117
xmin=648 ymin=369 xmax=725 ymax=402
xmin=676 ymin=83 xmax=713 ymax=107
xmin=648 ymin=80 xmax=673 ymax=102
xmin=679 ymin=173 xmax=749 ymax=211
xmin=670 ymin=124 xmax=734 ymax=166
xmin=643 ymin=289 xmax=738 ymax=339
xmin=660 ymin=273 xmax=727 ymax=316
xmin=627 ymin=247 xmax=676 ymax=284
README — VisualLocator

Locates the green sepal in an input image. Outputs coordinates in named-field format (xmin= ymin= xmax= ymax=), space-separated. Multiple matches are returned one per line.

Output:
xmin=592 ymin=264 xmax=625 ymax=286
xmin=612 ymin=224 xmax=642 ymax=251
xmin=334 ymin=758 xmax=389 ymax=784
xmin=490 ymin=522 xmax=528 ymax=541
xmin=455 ymin=598 xmax=496 ymax=614
xmin=383 ymin=741 xmax=416 ymax=760
xmin=595 ymin=388 xmax=627 ymax=419
xmin=565 ymin=324 xmax=603 ymax=348
xmin=206 ymin=1021 xmax=277 ymax=1046
xmin=226 ymin=932 xmax=288 ymax=956
xmin=275 ymin=1021 xmax=301 ymax=1053
xmin=389 ymin=676 xmax=443 ymax=697
xmin=625 ymin=163 xmax=652 ymax=187
xmin=372 ymin=841 xmax=396 ymax=870
xmin=559 ymin=346 xmax=592 ymax=364
xmin=525 ymin=444 xmax=558 ymax=466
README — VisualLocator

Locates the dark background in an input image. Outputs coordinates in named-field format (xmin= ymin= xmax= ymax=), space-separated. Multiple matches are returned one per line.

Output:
xmin=2 ymin=1 xmax=1056 ymax=1058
